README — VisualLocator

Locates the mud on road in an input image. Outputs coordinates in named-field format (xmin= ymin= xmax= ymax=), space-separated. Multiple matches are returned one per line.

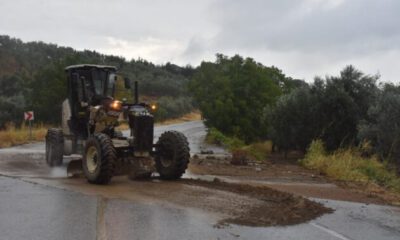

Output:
xmin=182 ymin=178 xmax=331 ymax=227
xmin=0 ymin=151 xmax=331 ymax=227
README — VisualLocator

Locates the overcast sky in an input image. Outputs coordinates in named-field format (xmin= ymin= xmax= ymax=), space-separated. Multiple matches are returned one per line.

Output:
xmin=1 ymin=0 xmax=399 ymax=82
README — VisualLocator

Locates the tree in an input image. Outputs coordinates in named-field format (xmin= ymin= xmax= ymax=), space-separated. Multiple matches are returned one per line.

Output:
xmin=190 ymin=54 xmax=286 ymax=142
xmin=358 ymin=84 xmax=400 ymax=171
xmin=269 ymin=65 xmax=379 ymax=152
xmin=0 ymin=34 xmax=194 ymax=125
xmin=268 ymin=86 xmax=315 ymax=152
xmin=0 ymin=75 xmax=26 ymax=128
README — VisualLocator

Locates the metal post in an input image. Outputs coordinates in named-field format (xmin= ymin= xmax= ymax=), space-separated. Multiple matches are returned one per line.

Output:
xmin=134 ymin=81 xmax=139 ymax=104
xmin=29 ymin=120 xmax=32 ymax=141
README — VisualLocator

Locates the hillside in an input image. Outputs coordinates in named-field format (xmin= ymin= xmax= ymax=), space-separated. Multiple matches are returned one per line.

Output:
xmin=0 ymin=35 xmax=195 ymax=125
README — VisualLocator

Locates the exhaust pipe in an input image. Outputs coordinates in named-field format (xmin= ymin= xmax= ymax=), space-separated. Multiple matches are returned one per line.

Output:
xmin=134 ymin=81 xmax=139 ymax=104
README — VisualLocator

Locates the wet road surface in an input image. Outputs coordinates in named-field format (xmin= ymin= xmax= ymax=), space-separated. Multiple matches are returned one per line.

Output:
xmin=0 ymin=121 xmax=400 ymax=240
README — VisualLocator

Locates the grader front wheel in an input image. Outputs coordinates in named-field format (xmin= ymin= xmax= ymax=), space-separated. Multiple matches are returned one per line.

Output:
xmin=82 ymin=133 xmax=116 ymax=185
xmin=155 ymin=131 xmax=190 ymax=180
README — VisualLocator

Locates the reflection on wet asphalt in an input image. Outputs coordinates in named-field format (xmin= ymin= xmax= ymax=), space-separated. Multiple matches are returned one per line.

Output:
xmin=0 ymin=121 xmax=400 ymax=240
xmin=0 ymin=176 xmax=97 ymax=240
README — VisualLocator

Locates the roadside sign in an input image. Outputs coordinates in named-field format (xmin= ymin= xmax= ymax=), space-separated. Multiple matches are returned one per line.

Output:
xmin=24 ymin=111 xmax=34 ymax=141
xmin=24 ymin=111 xmax=34 ymax=121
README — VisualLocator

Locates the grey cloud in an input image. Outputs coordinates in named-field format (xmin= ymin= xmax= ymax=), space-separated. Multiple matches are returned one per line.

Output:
xmin=207 ymin=0 xmax=400 ymax=54
xmin=0 ymin=0 xmax=400 ymax=81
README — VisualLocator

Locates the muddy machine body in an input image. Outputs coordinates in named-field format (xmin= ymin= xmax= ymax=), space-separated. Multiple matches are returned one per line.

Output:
xmin=45 ymin=64 xmax=189 ymax=184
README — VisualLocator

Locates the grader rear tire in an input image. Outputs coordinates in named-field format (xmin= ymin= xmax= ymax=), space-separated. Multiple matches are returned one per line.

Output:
xmin=82 ymin=133 xmax=116 ymax=185
xmin=155 ymin=131 xmax=190 ymax=180
xmin=45 ymin=128 xmax=64 ymax=167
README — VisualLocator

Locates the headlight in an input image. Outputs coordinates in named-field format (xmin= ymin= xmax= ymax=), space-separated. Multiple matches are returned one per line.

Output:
xmin=110 ymin=100 xmax=122 ymax=111
xmin=150 ymin=103 xmax=157 ymax=111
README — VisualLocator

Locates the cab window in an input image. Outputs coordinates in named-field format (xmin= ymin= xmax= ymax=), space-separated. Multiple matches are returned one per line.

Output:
xmin=92 ymin=70 xmax=107 ymax=95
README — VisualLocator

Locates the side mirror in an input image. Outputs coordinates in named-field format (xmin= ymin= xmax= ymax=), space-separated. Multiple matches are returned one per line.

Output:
xmin=124 ymin=77 xmax=131 ymax=89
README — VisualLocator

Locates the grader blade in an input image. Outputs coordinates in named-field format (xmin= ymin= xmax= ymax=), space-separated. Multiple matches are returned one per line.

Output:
xmin=66 ymin=159 xmax=83 ymax=177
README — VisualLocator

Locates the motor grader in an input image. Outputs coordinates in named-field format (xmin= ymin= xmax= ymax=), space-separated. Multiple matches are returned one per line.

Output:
xmin=45 ymin=64 xmax=190 ymax=184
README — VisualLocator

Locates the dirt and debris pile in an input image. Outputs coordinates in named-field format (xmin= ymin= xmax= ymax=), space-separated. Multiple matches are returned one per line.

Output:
xmin=182 ymin=178 xmax=333 ymax=227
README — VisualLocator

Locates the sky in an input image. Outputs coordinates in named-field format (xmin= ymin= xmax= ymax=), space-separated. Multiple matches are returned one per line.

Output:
xmin=0 ymin=0 xmax=399 ymax=82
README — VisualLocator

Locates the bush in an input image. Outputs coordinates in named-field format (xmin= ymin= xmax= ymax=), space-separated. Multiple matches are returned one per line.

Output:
xmin=267 ymin=87 xmax=316 ymax=152
xmin=190 ymin=54 xmax=300 ymax=143
xmin=269 ymin=65 xmax=379 ymax=152
xmin=154 ymin=96 xmax=194 ymax=121
xmin=301 ymin=140 xmax=400 ymax=193
xmin=206 ymin=128 xmax=272 ymax=162
xmin=358 ymin=84 xmax=400 ymax=171
xmin=206 ymin=128 xmax=245 ymax=150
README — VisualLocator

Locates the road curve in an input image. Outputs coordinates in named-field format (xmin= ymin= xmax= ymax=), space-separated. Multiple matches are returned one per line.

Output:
xmin=0 ymin=121 xmax=399 ymax=240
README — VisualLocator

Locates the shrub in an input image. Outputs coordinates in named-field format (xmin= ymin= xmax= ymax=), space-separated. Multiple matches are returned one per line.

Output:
xmin=301 ymin=140 xmax=400 ymax=193
xmin=190 ymin=54 xmax=292 ymax=143
xmin=206 ymin=128 xmax=272 ymax=162
xmin=269 ymin=65 xmax=379 ymax=152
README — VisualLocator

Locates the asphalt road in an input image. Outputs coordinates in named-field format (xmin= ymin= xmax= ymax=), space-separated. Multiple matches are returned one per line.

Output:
xmin=0 ymin=121 xmax=399 ymax=240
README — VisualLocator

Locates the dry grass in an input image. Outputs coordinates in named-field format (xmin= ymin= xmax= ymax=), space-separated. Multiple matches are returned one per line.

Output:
xmin=300 ymin=140 xmax=400 ymax=204
xmin=155 ymin=110 xmax=202 ymax=126
xmin=241 ymin=141 xmax=274 ymax=162
xmin=0 ymin=123 xmax=48 ymax=148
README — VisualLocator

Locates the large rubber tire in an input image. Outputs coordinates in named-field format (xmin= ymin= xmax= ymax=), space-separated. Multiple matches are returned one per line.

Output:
xmin=45 ymin=128 xmax=64 ymax=167
xmin=155 ymin=131 xmax=190 ymax=180
xmin=82 ymin=133 xmax=116 ymax=185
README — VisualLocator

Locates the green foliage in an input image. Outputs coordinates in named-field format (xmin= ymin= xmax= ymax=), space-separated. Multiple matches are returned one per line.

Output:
xmin=358 ymin=83 xmax=400 ymax=170
xmin=268 ymin=87 xmax=316 ymax=152
xmin=301 ymin=140 xmax=400 ymax=193
xmin=29 ymin=59 xmax=69 ymax=123
xmin=269 ymin=65 xmax=379 ymax=152
xmin=0 ymin=75 xmax=26 ymax=128
xmin=154 ymin=96 xmax=194 ymax=121
xmin=241 ymin=141 xmax=273 ymax=162
xmin=190 ymin=54 xmax=301 ymax=142
xmin=206 ymin=128 xmax=245 ymax=150
xmin=206 ymin=128 xmax=272 ymax=161
xmin=0 ymin=35 xmax=194 ymax=125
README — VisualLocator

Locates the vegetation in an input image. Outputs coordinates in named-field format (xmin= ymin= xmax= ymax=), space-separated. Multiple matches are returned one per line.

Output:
xmin=269 ymin=66 xmax=379 ymax=152
xmin=2 ymin=34 xmax=400 ymax=178
xmin=0 ymin=35 xmax=194 ymax=127
xmin=190 ymin=54 xmax=304 ymax=143
xmin=268 ymin=66 xmax=400 ymax=171
xmin=358 ymin=84 xmax=400 ymax=167
xmin=206 ymin=128 xmax=272 ymax=162
xmin=189 ymin=54 xmax=400 ymax=173
xmin=0 ymin=123 xmax=47 ymax=148
xmin=206 ymin=128 xmax=245 ymax=150
xmin=301 ymin=140 xmax=400 ymax=193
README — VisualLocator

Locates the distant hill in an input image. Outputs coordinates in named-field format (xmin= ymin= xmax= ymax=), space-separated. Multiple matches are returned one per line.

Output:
xmin=0 ymin=35 xmax=195 ymax=125
xmin=0 ymin=35 xmax=194 ymax=96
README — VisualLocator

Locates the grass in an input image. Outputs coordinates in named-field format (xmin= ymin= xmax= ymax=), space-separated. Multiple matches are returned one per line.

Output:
xmin=0 ymin=123 xmax=48 ymax=148
xmin=155 ymin=110 xmax=202 ymax=126
xmin=300 ymin=140 xmax=400 ymax=194
xmin=206 ymin=128 xmax=273 ymax=162
xmin=0 ymin=111 xmax=201 ymax=148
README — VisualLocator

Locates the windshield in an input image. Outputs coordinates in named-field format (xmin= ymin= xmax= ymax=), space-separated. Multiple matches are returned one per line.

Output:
xmin=91 ymin=70 xmax=107 ymax=95
xmin=107 ymin=73 xmax=116 ymax=97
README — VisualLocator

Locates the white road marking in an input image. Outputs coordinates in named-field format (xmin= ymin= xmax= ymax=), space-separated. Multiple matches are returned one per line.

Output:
xmin=310 ymin=222 xmax=352 ymax=240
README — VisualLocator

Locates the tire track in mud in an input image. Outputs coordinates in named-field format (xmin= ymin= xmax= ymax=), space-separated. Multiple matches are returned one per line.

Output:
xmin=0 ymin=152 xmax=333 ymax=228
xmin=181 ymin=178 xmax=333 ymax=227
